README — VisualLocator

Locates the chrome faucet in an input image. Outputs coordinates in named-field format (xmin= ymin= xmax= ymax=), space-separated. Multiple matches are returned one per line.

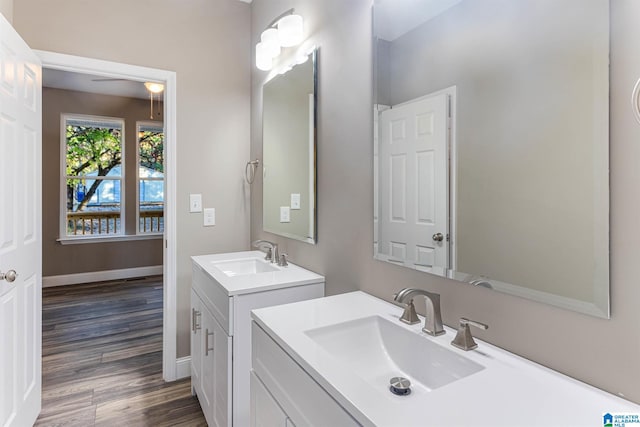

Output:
xmin=393 ymin=288 xmax=445 ymax=336
xmin=252 ymin=239 xmax=279 ymax=263
xmin=451 ymin=318 xmax=488 ymax=351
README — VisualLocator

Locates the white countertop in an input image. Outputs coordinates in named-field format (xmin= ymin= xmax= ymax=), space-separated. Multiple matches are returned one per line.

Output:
xmin=191 ymin=251 xmax=324 ymax=296
xmin=252 ymin=291 xmax=640 ymax=427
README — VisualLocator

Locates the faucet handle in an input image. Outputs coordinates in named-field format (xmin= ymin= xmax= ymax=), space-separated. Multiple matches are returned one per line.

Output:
xmin=451 ymin=317 xmax=488 ymax=351
xmin=398 ymin=299 xmax=420 ymax=325
xmin=278 ymin=253 xmax=288 ymax=267
xmin=263 ymin=247 xmax=273 ymax=261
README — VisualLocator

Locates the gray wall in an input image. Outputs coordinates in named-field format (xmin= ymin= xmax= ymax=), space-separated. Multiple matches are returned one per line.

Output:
xmin=251 ymin=0 xmax=640 ymax=404
xmin=14 ymin=0 xmax=251 ymax=359
xmin=0 ymin=0 xmax=12 ymax=23
xmin=42 ymin=87 xmax=163 ymax=276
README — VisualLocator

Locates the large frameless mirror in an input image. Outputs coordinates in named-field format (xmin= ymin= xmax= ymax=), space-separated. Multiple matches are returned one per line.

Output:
xmin=263 ymin=49 xmax=317 ymax=244
xmin=373 ymin=0 xmax=610 ymax=317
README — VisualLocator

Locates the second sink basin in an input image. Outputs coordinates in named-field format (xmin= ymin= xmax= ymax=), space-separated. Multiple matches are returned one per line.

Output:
xmin=212 ymin=258 xmax=279 ymax=277
xmin=305 ymin=315 xmax=484 ymax=393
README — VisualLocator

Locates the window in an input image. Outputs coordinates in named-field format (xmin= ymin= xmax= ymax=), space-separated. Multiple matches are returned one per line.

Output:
xmin=62 ymin=115 xmax=124 ymax=237
xmin=137 ymin=122 xmax=164 ymax=234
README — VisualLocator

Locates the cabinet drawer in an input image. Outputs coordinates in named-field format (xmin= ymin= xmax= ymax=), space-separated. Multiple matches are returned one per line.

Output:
xmin=192 ymin=262 xmax=233 ymax=334
xmin=252 ymin=322 xmax=360 ymax=427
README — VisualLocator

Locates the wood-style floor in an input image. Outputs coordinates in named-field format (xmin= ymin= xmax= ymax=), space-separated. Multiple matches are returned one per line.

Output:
xmin=36 ymin=276 xmax=207 ymax=427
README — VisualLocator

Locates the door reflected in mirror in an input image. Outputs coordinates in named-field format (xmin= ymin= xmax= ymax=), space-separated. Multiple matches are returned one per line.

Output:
xmin=263 ymin=49 xmax=317 ymax=244
xmin=373 ymin=0 xmax=610 ymax=317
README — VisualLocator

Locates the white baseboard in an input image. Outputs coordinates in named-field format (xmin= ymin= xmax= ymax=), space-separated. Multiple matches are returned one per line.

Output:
xmin=176 ymin=356 xmax=191 ymax=379
xmin=42 ymin=265 xmax=163 ymax=288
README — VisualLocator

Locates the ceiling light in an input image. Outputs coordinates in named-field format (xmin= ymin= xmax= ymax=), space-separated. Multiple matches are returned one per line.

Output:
xmin=144 ymin=82 xmax=165 ymax=94
xmin=144 ymin=82 xmax=164 ymax=120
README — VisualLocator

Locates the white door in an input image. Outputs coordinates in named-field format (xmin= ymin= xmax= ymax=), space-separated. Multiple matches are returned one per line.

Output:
xmin=378 ymin=93 xmax=449 ymax=274
xmin=0 ymin=14 xmax=42 ymax=427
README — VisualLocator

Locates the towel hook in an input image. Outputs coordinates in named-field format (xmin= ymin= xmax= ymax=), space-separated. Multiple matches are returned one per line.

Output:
xmin=245 ymin=159 xmax=260 ymax=184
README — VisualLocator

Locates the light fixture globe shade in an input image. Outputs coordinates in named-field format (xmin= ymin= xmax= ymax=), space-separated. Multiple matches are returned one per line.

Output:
xmin=256 ymin=42 xmax=273 ymax=71
xmin=261 ymin=28 xmax=281 ymax=58
xmin=277 ymin=14 xmax=303 ymax=47
xmin=144 ymin=82 xmax=164 ymax=94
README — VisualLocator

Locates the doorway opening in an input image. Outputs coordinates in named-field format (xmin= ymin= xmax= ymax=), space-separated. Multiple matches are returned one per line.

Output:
xmin=36 ymin=51 xmax=179 ymax=382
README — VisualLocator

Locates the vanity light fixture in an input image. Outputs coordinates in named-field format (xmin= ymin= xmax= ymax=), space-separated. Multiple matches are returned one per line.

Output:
xmin=255 ymin=9 xmax=304 ymax=71
xmin=273 ymin=45 xmax=316 ymax=76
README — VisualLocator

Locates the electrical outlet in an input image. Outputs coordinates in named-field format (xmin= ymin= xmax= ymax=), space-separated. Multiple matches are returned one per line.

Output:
xmin=204 ymin=208 xmax=215 ymax=226
xmin=280 ymin=206 xmax=291 ymax=223
xmin=190 ymin=194 xmax=202 ymax=213
xmin=291 ymin=193 xmax=301 ymax=210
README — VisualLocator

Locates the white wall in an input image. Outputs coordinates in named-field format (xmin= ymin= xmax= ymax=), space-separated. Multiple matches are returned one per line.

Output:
xmin=14 ymin=0 xmax=251 ymax=358
xmin=251 ymin=0 xmax=640 ymax=404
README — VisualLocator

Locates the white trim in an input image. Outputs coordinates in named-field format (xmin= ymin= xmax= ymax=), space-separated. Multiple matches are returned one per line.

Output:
xmin=36 ymin=50 xmax=178 ymax=381
xmin=175 ymin=356 xmax=191 ymax=379
xmin=57 ymin=233 xmax=162 ymax=245
xmin=43 ymin=265 xmax=163 ymax=287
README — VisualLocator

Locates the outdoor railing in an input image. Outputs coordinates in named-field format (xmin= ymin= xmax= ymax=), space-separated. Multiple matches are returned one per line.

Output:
xmin=66 ymin=209 xmax=164 ymax=235
xmin=140 ymin=209 xmax=164 ymax=233
xmin=67 ymin=211 xmax=120 ymax=235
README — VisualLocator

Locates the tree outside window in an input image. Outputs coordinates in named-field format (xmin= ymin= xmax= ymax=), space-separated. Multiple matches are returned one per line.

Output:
xmin=137 ymin=122 xmax=164 ymax=233
xmin=63 ymin=116 xmax=124 ymax=236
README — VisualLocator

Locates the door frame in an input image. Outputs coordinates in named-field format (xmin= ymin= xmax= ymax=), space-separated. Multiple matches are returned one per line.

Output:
xmin=35 ymin=50 xmax=179 ymax=381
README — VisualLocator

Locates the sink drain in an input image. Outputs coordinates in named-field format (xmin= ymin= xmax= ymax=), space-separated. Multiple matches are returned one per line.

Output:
xmin=389 ymin=376 xmax=411 ymax=396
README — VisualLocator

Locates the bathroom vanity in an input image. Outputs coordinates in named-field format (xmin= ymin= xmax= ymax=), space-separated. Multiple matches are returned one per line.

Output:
xmin=190 ymin=251 xmax=324 ymax=427
xmin=251 ymin=292 xmax=639 ymax=426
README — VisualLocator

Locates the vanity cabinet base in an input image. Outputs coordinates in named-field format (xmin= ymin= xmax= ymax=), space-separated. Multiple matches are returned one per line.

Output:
xmin=251 ymin=322 xmax=360 ymax=427
xmin=191 ymin=257 xmax=325 ymax=427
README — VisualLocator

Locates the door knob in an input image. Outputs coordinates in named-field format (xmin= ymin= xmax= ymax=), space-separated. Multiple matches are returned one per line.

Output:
xmin=432 ymin=233 xmax=444 ymax=242
xmin=0 ymin=270 xmax=18 ymax=283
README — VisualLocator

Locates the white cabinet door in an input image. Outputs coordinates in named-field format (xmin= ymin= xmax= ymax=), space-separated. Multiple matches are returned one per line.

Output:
xmin=200 ymin=306 xmax=215 ymax=424
xmin=201 ymin=305 xmax=232 ymax=427
xmin=212 ymin=312 xmax=232 ymax=427
xmin=0 ymin=13 xmax=42 ymax=427
xmin=190 ymin=290 xmax=202 ymax=395
xmin=250 ymin=371 xmax=288 ymax=427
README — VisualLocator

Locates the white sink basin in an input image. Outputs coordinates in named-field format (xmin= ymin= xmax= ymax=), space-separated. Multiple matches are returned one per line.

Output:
xmin=305 ymin=315 xmax=484 ymax=392
xmin=252 ymin=292 xmax=640 ymax=427
xmin=212 ymin=258 xmax=279 ymax=277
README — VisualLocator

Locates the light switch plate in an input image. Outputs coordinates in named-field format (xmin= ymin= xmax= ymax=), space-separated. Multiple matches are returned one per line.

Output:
xmin=204 ymin=208 xmax=215 ymax=226
xmin=280 ymin=206 xmax=291 ymax=223
xmin=291 ymin=193 xmax=301 ymax=210
xmin=190 ymin=194 xmax=202 ymax=213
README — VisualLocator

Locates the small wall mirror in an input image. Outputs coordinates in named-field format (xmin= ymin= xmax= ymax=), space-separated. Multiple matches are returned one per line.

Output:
xmin=373 ymin=0 xmax=610 ymax=317
xmin=263 ymin=49 xmax=317 ymax=244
